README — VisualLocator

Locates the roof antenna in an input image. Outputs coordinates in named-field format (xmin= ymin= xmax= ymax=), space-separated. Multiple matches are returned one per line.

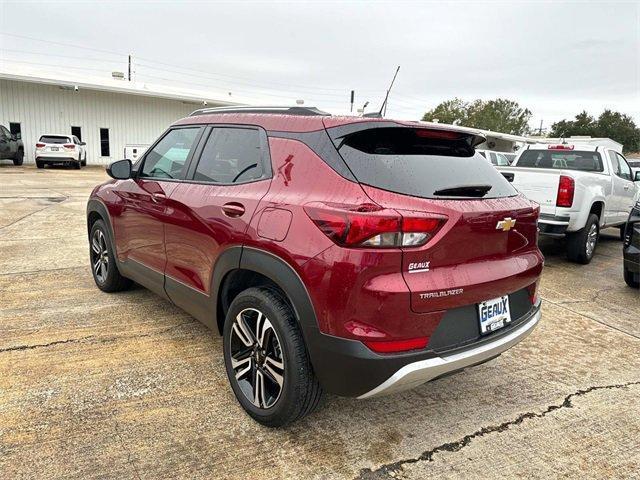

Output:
xmin=363 ymin=66 xmax=400 ymax=118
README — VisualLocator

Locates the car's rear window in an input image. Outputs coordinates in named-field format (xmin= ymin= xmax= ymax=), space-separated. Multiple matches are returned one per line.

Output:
xmin=516 ymin=150 xmax=604 ymax=172
xmin=39 ymin=135 xmax=70 ymax=144
xmin=335 ymin=127 xmax=517 ymax=199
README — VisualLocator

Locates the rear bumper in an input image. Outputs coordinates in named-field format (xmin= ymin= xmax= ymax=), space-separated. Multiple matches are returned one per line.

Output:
xmin=36 ymin=156 xmax=77 ymax=163
xmin=305 ymin=300 xmax=541 ymax=398
xmin=359 ymin=306 xmax=540 ymax=398
xmin=539 ymin=214 xmax=571 ymax=237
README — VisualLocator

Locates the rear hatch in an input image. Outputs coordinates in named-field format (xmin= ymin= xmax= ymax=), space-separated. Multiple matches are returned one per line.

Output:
xmin=39 ymin=135 xmax=73 ymax=155
xmin=326 ymin=122 xmax=541 ymax=314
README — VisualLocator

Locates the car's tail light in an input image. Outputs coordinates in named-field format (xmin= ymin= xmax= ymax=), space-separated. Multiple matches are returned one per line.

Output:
xmin=35 ymin=143 xmax=45 ymax=148
xmin=556 ymin=175 xmax=574 ymax=207
xmin=363 ymin=336 xmax=429 ymax=353
xmin=63 ymin=144 xmax=75 ymax=149
xmin=548 ymin=144 xmax=574 ymax=150
xmin=304 ymin=202 xmax=446 ymax=248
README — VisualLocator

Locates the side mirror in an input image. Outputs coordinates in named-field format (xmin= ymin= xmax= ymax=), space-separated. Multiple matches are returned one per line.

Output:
xmin=635 ymin=171 xmax=640 ymax=182
xmin=80 ymin=141 xmax=86 ymax=146
xmin=106 ymin=159 xmax=132 ymax=180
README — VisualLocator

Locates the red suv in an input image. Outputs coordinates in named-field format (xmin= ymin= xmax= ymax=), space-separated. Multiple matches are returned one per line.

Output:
xmin=87 ymin=107 xmax=543 ymax=426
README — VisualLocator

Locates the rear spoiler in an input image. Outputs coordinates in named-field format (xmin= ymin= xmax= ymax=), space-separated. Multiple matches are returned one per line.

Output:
xmin=325 ymin=121 xmax=486 ymax=149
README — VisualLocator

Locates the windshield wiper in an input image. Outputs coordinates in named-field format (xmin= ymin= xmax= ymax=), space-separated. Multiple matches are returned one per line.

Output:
xmin=433 ymin=184 xmax=492 ymax=197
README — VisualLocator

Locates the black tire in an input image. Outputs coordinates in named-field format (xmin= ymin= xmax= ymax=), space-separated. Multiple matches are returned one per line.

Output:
xmin=81 ymin=153 xmax=87 ymax=167
xmin=567 ymin=213 xmax=599 ymax=264
xmin=624 ymin=266 xmax=639 ymax=289
xmin=223 ymin=287 xmax=322 ymax=427
xmin=89 ymin=220 xmax=132 ymax=292
xmin=73 ymin=159 xmax=81 ymax=169
xmin=620 ymin=225 xmax=626 ymax=242
xmin=36 ymin=160 xmax=44 ymax=169
xmin=13 ymin=149 xmax=24 ymax=166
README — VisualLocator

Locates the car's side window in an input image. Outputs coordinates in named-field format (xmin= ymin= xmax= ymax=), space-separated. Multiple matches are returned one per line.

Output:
xmin=0 ymin=126 xmax=9 ymax=138
xmin=614 ymin=152 xmax=633 ymax=181
xmin=140 ymin=128 xmax=200 ymax=180
xmin=193 ymin=127 xmax=264 ymax=184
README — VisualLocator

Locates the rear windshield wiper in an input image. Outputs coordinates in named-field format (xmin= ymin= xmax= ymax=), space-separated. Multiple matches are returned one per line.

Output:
xmin=433 ymin=185 xmax=492 ymax=197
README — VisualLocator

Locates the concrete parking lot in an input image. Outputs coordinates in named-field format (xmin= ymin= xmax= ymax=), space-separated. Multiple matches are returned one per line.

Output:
xmin=1 ymin=165 xmax=639 ymax=480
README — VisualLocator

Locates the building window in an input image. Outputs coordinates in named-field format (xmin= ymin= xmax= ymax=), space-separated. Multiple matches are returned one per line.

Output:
xmin=71 ymin=126 xmax=82 ymax=141
xmin=100 ymin=128 xmax=110 ymax=157
xmin=9 ymin=122 xmax=21 ymax=139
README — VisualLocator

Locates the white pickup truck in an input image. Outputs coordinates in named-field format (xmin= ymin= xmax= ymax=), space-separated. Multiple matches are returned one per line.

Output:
xmin=497 ymin=143 xmax=639 ymax=264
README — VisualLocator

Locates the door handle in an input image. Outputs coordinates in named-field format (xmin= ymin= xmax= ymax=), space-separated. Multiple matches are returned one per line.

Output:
xmin=221 ymin=202 xmax=245 ymax=218
xmin=624 ymin=185 xmax=630 ymax=190
xmin=151 ymin=192 xmax=167 ymax=203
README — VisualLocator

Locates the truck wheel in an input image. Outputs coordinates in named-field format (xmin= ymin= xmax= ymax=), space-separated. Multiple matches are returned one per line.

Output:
xmin=36 ymin=160 xmax=44 ymax=169
xmin=624 ymin=266 xmax=639 ymax=289
xmin=90 ymin=220 xmax=132 ymax=292
xmin=223 ymin=287 xmax=322 ymax=427
xmin=567 ymin=214 xmax=599 ymax=264
xmin=13 ymin=149 xmax=24 ymax=166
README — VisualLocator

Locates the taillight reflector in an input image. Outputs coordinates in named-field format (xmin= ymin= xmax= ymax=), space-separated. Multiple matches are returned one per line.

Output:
xmin=364 ymin=336 xmax=429 ymax=353
xmin=36 ymin=143 xmax=45 ymax=148
xmin=63 ymin=144 xmax=75 ymax=149
xmin=556 ymin=175 xmax=574 ymax=207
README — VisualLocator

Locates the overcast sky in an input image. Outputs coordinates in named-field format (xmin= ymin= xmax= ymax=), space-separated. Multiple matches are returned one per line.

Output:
xmin=1 ymin=0 xmax=638 ymax=130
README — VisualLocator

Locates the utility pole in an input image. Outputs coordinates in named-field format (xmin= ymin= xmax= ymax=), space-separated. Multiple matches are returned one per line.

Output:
xmin=128 ymin=54 xmax=132 ymax=81
xmin=350 ymin=90 xmax=355 ymax=113
xmin=538 ymin=119 xmax=543 ymax=135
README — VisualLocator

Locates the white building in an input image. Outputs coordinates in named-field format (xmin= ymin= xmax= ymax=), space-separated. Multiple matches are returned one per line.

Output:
xmin=0 ymin=69 xmax=240 ymax=165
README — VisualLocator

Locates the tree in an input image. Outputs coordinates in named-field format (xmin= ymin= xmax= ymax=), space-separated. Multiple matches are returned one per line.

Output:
xmin=420 ymin=98 xmax=469 ymax=126
xmin=422 ymin=98 xmax=532 ymax=136
xmin=549 ymin=110 xmax=640 ymax=153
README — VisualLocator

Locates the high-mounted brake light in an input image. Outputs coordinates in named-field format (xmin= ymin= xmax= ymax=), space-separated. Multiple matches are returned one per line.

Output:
xmin=556 ymin=175 xmax=574 ymax=207
xmin=363 ymin=336 xmax=429 ymax=353
xmin=35 ymin=143 xmax=45 ymax=148
xmin=415 ymin=129 xmax=463 ymax=140
xmin=304 ymin=203 xmax=446 ymax=248
xmin=548 ymin=144 xmax=574 ymax=150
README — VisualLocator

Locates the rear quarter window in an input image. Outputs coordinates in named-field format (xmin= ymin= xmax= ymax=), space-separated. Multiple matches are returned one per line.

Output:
xmin=334 ymin=127 xmax=517 ymax=199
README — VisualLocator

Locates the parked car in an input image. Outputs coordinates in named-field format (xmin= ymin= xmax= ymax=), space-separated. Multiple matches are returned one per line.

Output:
xmin=628 ymin=159 xmax=640 ymax=178
xmin=623 ymin=200 xmax=640 ymax=288
xmin=87 ymin=106 xmax=544 ymax=426
xmin=0 ymin=124 xmax=24 ymax=165
xmin=35 ymin=134 xmax=87 ymax=169
xmin=498 ymin=144 xmax=638 ymax=264
xmin=477 ymin=149 xmax=511 ymax=166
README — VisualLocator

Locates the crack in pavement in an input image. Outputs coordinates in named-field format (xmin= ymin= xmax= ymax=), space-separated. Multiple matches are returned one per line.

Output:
xmin=0 ymin=321 xmax=195 ymax=354
xmin=543 ymin=297 xmax=640 ymax=341
xmin=356 ymin=381 xmax=640 ymax=479
xmin=114 ymin=420 xmax=143 ymax=480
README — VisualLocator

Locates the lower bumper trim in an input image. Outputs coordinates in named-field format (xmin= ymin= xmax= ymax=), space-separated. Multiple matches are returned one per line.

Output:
xmin=358 ymin=308 xmax=541 ymax=399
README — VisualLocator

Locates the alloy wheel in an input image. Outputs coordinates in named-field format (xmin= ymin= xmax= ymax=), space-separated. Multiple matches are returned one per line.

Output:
xmin=229 ymin=308 xmax=285 ymax=409
xmin=586 ymin=223 xmax=598 ymax=258
xmin=91 ymin=229 xmax=109 ymax=283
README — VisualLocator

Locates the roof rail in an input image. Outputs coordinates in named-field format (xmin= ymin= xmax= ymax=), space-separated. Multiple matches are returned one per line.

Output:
xmin=189 ymin=106 xmax=331 ymax=117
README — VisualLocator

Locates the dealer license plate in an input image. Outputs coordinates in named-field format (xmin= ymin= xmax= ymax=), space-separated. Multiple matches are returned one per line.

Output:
xmin=478 ymin=295 xmax=511 ymax=334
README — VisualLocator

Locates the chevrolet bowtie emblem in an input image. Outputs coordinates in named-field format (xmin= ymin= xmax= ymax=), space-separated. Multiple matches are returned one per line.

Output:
xmin=496 ymin=217 xmax=517 ymax=231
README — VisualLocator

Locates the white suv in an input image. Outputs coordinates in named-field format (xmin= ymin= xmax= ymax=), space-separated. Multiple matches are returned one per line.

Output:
xmin=35 ymin=134 xmax=87 ymax=169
